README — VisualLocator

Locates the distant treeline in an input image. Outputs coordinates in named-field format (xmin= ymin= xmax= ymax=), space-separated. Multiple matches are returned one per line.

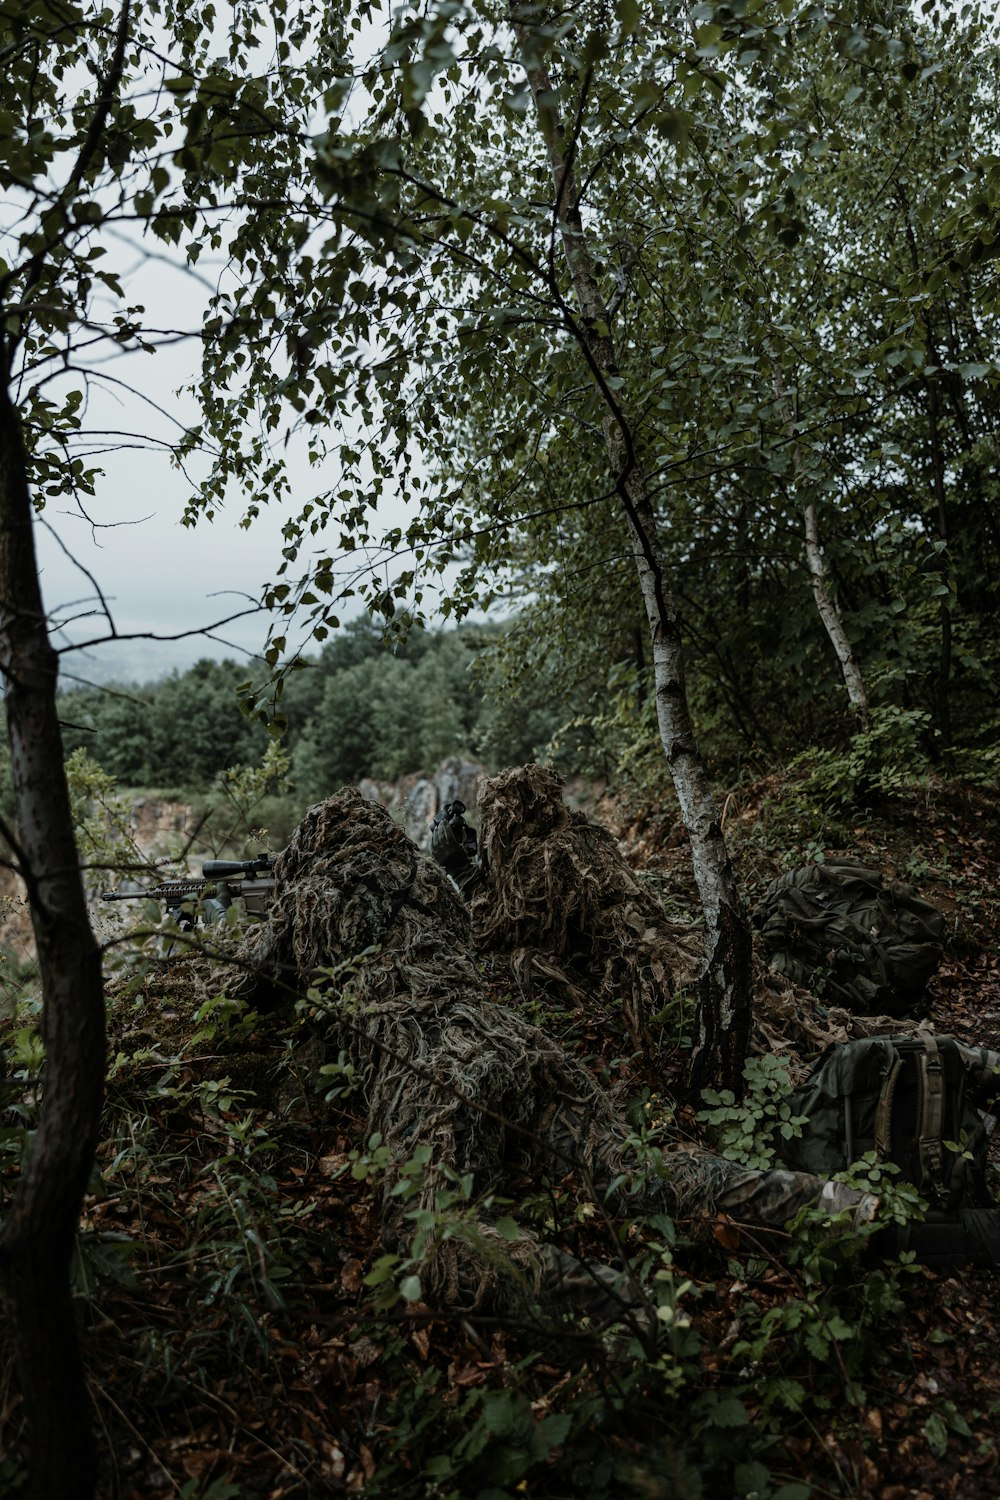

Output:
xmin=57 ymin=620 xmax=564 ymax=799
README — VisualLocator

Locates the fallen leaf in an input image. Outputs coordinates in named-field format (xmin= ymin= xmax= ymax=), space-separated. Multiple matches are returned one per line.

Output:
xmin=341 ymin=1258 xmax=365 ymax=1293
xmin=713 ymin=1217 xmax=741 ymax=1252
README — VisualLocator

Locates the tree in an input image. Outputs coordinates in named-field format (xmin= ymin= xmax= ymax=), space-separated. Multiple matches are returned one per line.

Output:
xmin=0 ymin=359 xmax=106 ymax=1500
xmin=0 ymin=1 xmax=347 ymax=1491
xmin=194 ymin=0 xmax=839 ymax=1089
xmin=505 ymin=12 xmax=753 ymax=1089
xmin=186 ymin=0 xmax=998 ymax=1084
xmin=411 ymin=3 xmax=1000 ymax=779
xmin=4 ymin=0 xmax=997 ymax=1485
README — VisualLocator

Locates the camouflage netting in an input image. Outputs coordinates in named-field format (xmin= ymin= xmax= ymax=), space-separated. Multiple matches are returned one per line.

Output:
xmin=466 ymin=764 xmax=895 ymax=1077
xmin=226 ymin=790 xmax=656 ymax=1308
xmin=750 ymin=962 xmax=915 ymax=1083
xmin=470 ymin=764 xmax=701 ymax=1051
xmin=222 ymin=788 xmax=875 ymax=1315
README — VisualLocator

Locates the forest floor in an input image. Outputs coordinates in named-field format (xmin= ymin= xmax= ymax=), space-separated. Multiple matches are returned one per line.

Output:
xmin=619 ymin=773 xmax=1000 ymax=1500
xmin=4 ymin=772 xmax=1000 ymax=1499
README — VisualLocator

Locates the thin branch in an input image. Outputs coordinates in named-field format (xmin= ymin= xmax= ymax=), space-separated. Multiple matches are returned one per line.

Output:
xmin=54 ymin=601 xmax=269 ymax=656
xmin=38 ymin=515 xmax=117 ymax=633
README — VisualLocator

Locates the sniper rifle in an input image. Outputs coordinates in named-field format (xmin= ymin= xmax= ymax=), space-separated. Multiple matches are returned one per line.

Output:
xmin=102 ymin=854 xmax=276 ymax=929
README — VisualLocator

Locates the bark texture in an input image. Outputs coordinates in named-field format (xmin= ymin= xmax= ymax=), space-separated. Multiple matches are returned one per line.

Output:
xmin=0 ymin=379 xmax=106 ymax=1498
xmin=803 ymin=499 xmax=870 ymax=726
xmin=512 ymin=18 xmax=753 ymax=1093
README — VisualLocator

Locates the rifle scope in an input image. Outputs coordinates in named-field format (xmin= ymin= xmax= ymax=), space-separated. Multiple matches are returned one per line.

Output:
xmin=202 ymin=857 xmax=274 ymax=878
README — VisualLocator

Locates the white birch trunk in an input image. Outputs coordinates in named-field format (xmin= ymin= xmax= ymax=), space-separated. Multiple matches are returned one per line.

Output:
xmin=512 ymin=20 xmax=752 ymax=1092
xmin=803 ymin=500 xmax=870 ymax=725
xmin=773 ymin=373 xmax=869 ymax=726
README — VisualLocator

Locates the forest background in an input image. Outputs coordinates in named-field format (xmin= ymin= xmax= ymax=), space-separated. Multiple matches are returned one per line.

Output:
xmin=35 ymin=0 xmax=1000 ymax=855
xmin=3 ymin=0 xmax=1000 ymax=1496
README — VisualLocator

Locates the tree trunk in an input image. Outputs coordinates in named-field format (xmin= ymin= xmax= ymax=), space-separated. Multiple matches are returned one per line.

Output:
xmin=0 ymin=373 xmax=106 ymax=1498
xmin=774 ymin=373 xmax=869 ymax=727
xmin=803 ymin=499 xmax=869 ymax=727
xmin=512 ymin=20 xmax=752 ymax=1094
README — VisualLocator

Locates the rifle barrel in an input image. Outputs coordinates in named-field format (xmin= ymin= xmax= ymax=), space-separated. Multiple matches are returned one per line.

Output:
xmin=101 ymin=880 xmax=207 ymax=902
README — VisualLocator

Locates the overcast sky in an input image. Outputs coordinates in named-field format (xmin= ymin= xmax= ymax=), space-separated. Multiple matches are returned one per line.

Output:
xmin=33 ymin=238 xmax=377 ymax=689
xmin=24 ymin=11 xmax=445 ymax=690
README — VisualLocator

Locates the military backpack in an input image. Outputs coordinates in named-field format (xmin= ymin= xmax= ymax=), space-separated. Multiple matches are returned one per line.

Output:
xmin=752 ymin=858 xmax=945 ymax=1016
xmin=774 ymin=1032 xmax=1000 ymax=1268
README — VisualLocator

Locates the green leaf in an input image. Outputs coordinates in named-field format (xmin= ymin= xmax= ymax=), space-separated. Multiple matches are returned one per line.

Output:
xmin=616 ymin=0 xmax=642 ymax=35
xmin=363 ymin=1254 xmax=399 ymax=1287
xmin=922 ymin=1411 xmax=949 ymax=1457
xmin=711 ymin=1395 xmax=749 ymax=1427
xmin=482 ymin=1390 xmax=518 ymax=1437
xmin=535 ymin=1411 xmax=572 ymax=1454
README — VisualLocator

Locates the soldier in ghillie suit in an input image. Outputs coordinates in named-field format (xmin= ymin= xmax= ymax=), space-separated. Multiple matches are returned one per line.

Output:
xmin=226 ymin=783 xmax=881 ymax=1327
xmin=432 ymin=767 xmax=1000 ymax=1274
xmin=432 ymin=764 xmax=918 ymax=1062
xmin=431 ymin=764 xmax=701 ymax=1056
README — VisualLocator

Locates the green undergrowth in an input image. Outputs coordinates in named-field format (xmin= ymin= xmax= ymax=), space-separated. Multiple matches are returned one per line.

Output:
xmin=3 ymin=757 xmax=995 ymax=1497
xmin=0 ymin=959 xmax=940 ymax=1500
xmin=720 ymin=762 xmax=1000 ymax=951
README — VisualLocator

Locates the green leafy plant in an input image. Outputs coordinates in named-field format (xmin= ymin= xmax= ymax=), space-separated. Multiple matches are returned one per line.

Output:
xmin=698 ymin=1056 xmax=808 ymax=1169
xmin=786 ymin=706 xmax=936 ymax=815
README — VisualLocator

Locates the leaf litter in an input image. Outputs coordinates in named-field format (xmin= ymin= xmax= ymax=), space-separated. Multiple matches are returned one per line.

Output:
xmin=2 ymin=772 xmax=1000 ymax=1495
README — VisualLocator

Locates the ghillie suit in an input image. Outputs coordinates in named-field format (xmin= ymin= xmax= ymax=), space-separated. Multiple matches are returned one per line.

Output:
xmin=436 ymin=766 xmax=904 ymax=1080
xmin=468 ymin=764 xmax=701 ymax=1054
xmin=749 ymin=963 xmax=919 ymax=1084
xmin=227 ymin=789 xmax=876 ymax=1319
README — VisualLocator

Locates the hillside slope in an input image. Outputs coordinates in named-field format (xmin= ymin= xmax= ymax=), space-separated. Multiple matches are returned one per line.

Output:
xmin=2 ymin=772 xmax=1000 ymax=1498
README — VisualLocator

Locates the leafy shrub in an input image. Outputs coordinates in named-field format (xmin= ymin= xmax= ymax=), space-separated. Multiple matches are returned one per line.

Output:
xmin=786 ymin=705 xmax=935 ymax=815
xmin=697 ymin=1055 xmax=808 ymax=1169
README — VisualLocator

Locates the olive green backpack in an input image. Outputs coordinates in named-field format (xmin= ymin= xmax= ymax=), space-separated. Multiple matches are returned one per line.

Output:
xmin=751 ymin=859 xmax=945 ymax=1016
xmin=774 ymin=1033 xmax=1000 ymax=1268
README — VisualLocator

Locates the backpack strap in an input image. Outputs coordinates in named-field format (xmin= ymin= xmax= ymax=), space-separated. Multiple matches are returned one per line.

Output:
xmin=836 ymin=1040 xmax=857 ymax=1162
xmin=915 ymin=1031 xmax=946 ymax=1201
xmin=874 ymin=1050 xmax=904 ymax=1162
xmin=876 ymin=1033 xmax=948 ymax=1199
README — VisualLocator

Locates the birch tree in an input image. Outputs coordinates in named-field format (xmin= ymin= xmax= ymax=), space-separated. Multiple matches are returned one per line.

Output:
xmin=507 ymin=13 xmax=752 ymax=1087
xmin=184 ymin=0 xmax=990 ymax=1087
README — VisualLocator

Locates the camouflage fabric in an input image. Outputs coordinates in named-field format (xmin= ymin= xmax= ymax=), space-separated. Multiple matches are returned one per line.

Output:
xmin=468 ymin=764 xmax=699 ymax=1053
xmin=538 ymin=1245 xmax=656 ymax=1334
xmin=229 ymin=790 xmax=964 ymax=1305
xmin=751 ymin=859 xmax=944 ymax=1016
xmin=660 ymin=1147 xmax=877 ymax=1231
xmin=773 ymin=1033 xmax=1000 ymax=1212
xmin=715 ymin=1164 xmax=878 ymax=1230
xmin=536 ymin=1163 xmax=879 ymax=1331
